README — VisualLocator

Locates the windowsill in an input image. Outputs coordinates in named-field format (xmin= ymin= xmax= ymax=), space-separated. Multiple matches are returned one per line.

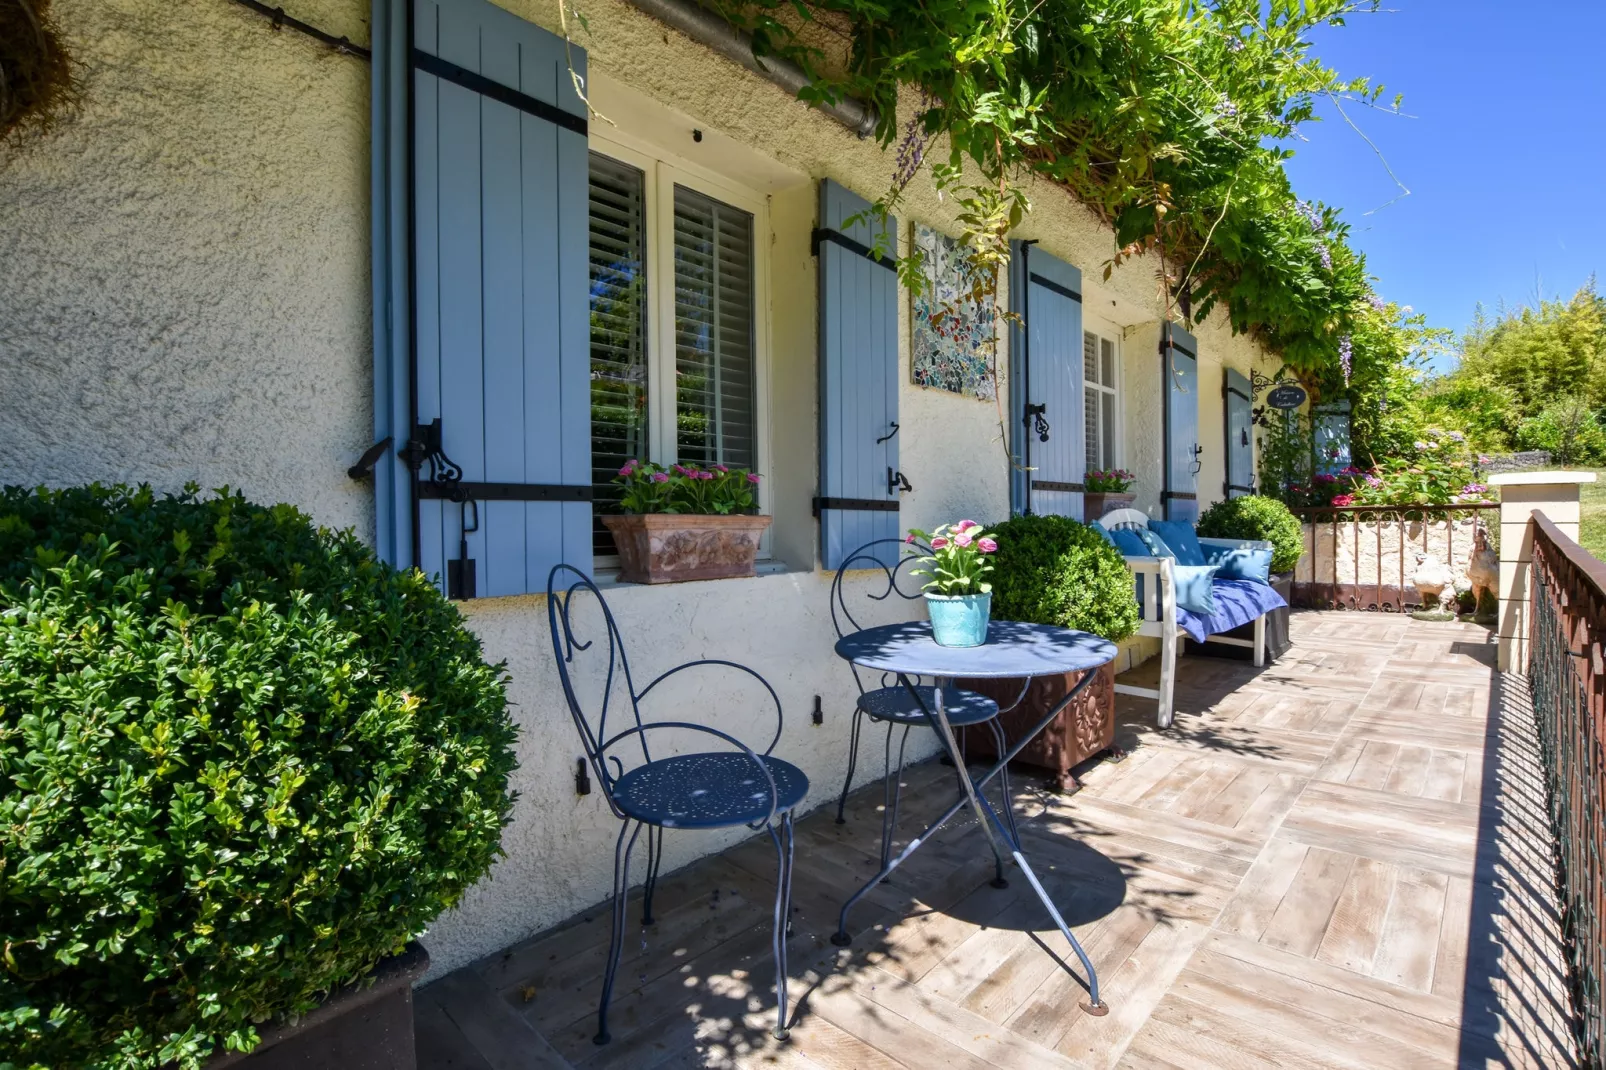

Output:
xmin=589 ymin=558 xmax=801 ymax=590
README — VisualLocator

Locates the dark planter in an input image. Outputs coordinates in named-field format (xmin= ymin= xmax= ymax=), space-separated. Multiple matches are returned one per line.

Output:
xmin=207 ymin=944 xmax=429 ymax=1070
xmin=602 ymin=514 xmax=772 ymax=584
xmin=1082 ymin=491 xmax=1136 ymax=521
xmin=954 ymin=663 xmax=1116 ymax=792
xmin=1189 ymin=571 xmax=1293 ymax=663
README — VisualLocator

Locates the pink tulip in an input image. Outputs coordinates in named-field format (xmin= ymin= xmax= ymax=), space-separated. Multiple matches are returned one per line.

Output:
xmin=955 ymin=519 xmax=978 ymax=533
xmin=747 ymin=473 xmax=761 ymax=484
xmin=953 ymin=532 xmax=973 ymax=548
xmin=978 ymin=537 xmax=997 ymax=553
xmin=931 ymin=536 xmax=949 ymax=549
xmin=651 ymin=472 xmax=669 ymax=484
xmin=905 ymin=534 xmax=916 ymax=544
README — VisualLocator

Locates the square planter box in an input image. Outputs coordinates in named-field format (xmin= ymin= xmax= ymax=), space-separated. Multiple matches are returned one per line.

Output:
xmin=603 ymin=514 xmax=772 ymax=584
xmin=1082 ymin=492 xmax=1135 ymax=521
xmin=207 ymin=944 xmax=429 ymax=1070
xmin=954 ymin=662 xmax=1116 ymax=793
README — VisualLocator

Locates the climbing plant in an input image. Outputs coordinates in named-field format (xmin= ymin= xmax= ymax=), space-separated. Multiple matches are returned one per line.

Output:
xmin=705 ymin=0 xmax=1397 ymax=376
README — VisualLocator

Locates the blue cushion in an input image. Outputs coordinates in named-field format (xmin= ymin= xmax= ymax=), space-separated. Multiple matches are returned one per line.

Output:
xmin=1108 ymin=528 xmax=1149 ymax=558
xmin=1172 ymin=564 xmax=1219 ymax=616
xmin=1174 ymin=579 xmax=1288 ymax=644
xmin=1210 ymin=544 xmax=1274 ymax=584
xmin=1150 ymin=520 xmax=1206 ymax=567
xmin=1134 ymin=528 xmax=1175 ymax=559
xmin=1088 ymin=520 xmax=1117 ymax=547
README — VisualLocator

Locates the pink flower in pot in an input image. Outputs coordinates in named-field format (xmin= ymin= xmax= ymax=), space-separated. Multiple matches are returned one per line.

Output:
xmin=977 ymin=537 xmax=998 ymax=553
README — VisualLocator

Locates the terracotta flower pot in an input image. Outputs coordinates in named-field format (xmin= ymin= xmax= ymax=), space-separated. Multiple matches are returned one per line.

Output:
xmin=207 ymin=944 xmax=429 ymax=1070
xmin=1082 ymin=491 xmax=1135 ymax=520
xmin=603 ymin=513 xmax=773 ymax=584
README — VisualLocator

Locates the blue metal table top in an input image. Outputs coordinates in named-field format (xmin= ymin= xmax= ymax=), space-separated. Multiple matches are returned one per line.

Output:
xmin=834 ymin=620 xmax=1116 ymax=679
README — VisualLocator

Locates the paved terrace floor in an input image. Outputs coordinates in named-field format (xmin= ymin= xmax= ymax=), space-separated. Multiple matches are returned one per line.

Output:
xmin=416 ymin=612 xmax=1579 ymax=1069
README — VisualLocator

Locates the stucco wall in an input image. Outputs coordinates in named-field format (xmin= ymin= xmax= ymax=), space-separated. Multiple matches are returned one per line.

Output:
xmin=0 ymin=0 xmax=1273 ymax=978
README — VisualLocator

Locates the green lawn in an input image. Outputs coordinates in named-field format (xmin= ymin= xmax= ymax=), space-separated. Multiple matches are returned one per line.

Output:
xmin=1580 ymin=469 xmax=1606 ymax=560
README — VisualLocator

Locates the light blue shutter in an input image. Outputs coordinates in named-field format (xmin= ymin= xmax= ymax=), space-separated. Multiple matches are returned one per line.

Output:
xmin=406 ymin=0 xmax=591 ymax=597
xmin=1163 ymin=323 xmax=1200 ymax=522
xmin=1314 ymin=400 xmax=1352 ymax=475
xmin=1224 ymin=367 xmax=1254 ymax=498
xmin=1009 ymin=242 xmax=1083 ymax=518
xmin=817 ymin=180 xmax=901 ymax=570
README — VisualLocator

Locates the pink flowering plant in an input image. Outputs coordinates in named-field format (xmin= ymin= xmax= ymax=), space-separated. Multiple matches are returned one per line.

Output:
xmin=905 ymin=520 xmax=998 ymax=596
xmin=1344 ymin=428 xmax=1493 ymax=507
xmin=614 ymin=460 xmax=761 ymax=515
xmin=1084 ymin=468 xmax=1136 ymax=493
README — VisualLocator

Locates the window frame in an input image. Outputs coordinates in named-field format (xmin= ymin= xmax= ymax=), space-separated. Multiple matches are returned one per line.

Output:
xmin=587 ymin=130 xmax=773 ymax=557
xmin=1082 ymin=317 xmax=1124 ymax=472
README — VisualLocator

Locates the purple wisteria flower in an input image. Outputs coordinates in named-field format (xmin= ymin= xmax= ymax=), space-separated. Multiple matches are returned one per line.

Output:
xmin=1227 ymin=36 xmax=1245 ymax=52
xmin=1215 ymin=96 xmax=1239 ymax=118
xmin=1319 ymin=244 xmax=1333 ymax=271
xmin=893 ymin=91 xmax=933 ymax=193
xmin=1368 ymin=293 xmax=1387 ymax=312
xmin=1338 ymin=335 xmax=1352 ymax=383
xmin=1296 ymin=200 xmax=1323 ymax=231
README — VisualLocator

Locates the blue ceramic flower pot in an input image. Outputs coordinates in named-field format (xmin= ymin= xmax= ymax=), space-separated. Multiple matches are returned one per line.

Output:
xmin=925 ymin=592 xmax=992 ymax=648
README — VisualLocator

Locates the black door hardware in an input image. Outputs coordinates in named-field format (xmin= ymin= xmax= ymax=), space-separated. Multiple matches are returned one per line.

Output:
xmin=1024 ymin=402 xmax=1050 ymax=443
xmin=348 ymin=437 xmax=394 ymax=480
xmin=447 ymin=498 xmax=478 ymax=600
xmin=888 ymin=468 xmax=913 ymax=494
xmin=876 ymin=422 xmax=900 ymax=445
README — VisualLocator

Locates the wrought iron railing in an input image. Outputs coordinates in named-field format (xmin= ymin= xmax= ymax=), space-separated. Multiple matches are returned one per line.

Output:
xmin=1288 ymin=502 xmax=1499 ymax=612
xmin=1530 ymin=513 xmax=1606 ymax=1066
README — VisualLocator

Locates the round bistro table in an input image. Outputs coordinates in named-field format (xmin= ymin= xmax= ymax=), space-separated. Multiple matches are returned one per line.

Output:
xmin=832 ymin=619 xmax=1118 ymax=1014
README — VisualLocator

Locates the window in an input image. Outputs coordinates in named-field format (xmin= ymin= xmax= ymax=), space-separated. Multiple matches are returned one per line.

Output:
xmin=586 ymin=143 xmax=766 ymax=557
xmin=1083 ymin=329 xmax=1119 ymax=471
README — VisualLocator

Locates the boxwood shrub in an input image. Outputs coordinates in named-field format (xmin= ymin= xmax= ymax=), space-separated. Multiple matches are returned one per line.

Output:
xmin=0 ymin=485 xmax=516 ymax=1070
xmin=987 ymin=514 xmax=1139 ymax=642
xmin=1196 ymin=494 xmax=1305 ymax=574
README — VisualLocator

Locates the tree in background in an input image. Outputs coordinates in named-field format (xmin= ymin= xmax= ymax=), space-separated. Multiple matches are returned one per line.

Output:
xmin=1516 ymin=394 xmax=1606 ymax=467
xmin=1423 ymin=281 xmax=1606 ymax=452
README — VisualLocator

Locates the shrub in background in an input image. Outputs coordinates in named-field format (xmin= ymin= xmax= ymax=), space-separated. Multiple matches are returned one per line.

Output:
xmin=1515 ymin=396 xmax=1606 ymax=467
xmin=1196 ymin=495 xmax=1305 ymax=574
xmin=986 ymin=514 xmax=1138 ymax=643
xmin=0 ymin=485 xmax=516 ymax=1070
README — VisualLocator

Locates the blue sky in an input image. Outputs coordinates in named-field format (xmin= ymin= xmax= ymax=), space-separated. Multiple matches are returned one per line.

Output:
xmin=1281 ymin=1 xmax=1606 ymax=369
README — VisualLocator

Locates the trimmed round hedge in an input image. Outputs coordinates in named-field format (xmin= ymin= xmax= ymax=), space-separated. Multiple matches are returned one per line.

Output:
xmin=1196 ymin=494 xmax=1305 ymax=574
xmin=987 ymin=514 xmax=1139 ymax=642
xmin=0 ymin=485 xmax=515 ymax=1070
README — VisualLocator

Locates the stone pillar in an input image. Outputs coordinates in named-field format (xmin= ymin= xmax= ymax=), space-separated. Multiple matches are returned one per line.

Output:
xmin=1489 ymin=471 xmax=1596 ymax=672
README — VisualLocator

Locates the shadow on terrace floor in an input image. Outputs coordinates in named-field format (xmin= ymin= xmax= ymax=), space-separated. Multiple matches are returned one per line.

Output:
xmin=415 ymin=611 xmax=1580 ymax=1070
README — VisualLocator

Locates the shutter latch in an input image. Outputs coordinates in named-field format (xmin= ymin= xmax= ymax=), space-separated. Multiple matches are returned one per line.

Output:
xmin=447 ymin=498 xmax=478 ymax=600
xmin=1024 ymin=402 xmax=1050 ymax=442
xmin=400 ymin=418 xmax=465 ymax=499
xmin=888 ymin=467 xmax=913 ymax=495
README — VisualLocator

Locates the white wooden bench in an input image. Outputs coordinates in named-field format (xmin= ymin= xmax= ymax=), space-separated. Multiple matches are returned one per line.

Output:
xmin=1101 ymin=508 xmax=1274 ymax=728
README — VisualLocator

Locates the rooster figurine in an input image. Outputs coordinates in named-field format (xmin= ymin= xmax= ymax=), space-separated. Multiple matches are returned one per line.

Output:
xmin=1410 ymin=552 xmax=1457 ymax=621
xmin=1468 ymin=526 xmax=1499 ymax=625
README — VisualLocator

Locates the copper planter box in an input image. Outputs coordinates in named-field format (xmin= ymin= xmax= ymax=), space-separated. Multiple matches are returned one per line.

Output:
xmin=603 ymin=514 xmax=772 ymax=584
xmin=956 ymin=663 xmax=1116 ymax=792
xmin=1082 ymin=492 xmax=1136 ymax=521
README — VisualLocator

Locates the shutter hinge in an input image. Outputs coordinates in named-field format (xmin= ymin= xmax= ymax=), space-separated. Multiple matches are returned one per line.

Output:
xmin=347 ymin=437 xmax=393 ymax=480
xmin=888 ymin=467 xmax=913 ymax=495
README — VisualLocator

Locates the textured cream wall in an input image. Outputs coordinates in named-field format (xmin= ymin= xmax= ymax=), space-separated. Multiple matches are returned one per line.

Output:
xmin=0 ymin=0 xmax=1273 ymax=978
xmin=0 ymin=0 xmax=374 ymax=531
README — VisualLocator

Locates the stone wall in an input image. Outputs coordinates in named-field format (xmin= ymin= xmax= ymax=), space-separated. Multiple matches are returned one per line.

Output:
xmin=1293 ymin=516 xmax=1493 ymax=608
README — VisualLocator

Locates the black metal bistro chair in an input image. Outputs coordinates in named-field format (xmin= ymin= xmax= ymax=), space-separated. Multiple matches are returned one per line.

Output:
xmin=547 ymin=565 xmax=809 ymax=1044
xmin=829 ymin=539 xmax=1020 ymax=878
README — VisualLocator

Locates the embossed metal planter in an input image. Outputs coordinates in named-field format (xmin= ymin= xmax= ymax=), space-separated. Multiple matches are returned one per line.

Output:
xmin=603 ymin=514 xmax=772 ymax=584
xmin=956 ymin=663 xmax=1116 ymax=793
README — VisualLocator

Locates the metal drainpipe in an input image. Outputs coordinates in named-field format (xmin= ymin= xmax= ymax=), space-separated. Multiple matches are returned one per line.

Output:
xmin=1019 ymin=239 xmax=1038 ymax=515
xmin=620 ymin=0 xmax=878 ymax=138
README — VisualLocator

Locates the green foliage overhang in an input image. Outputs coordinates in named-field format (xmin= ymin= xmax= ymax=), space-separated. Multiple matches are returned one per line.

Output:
xmin=714 ymin=0 xmax=1394 ymax=374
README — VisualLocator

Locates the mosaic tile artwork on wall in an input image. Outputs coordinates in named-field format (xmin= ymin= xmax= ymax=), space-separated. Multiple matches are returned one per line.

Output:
xmin=911 ymin=223 xmax=997 ymax=400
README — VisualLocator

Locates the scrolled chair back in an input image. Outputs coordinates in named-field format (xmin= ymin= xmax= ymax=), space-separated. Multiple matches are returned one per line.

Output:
xmin=828 ymin=537 xmax=935 ymax=693
xmin=546 ymin=564 xmax=646 ymax=812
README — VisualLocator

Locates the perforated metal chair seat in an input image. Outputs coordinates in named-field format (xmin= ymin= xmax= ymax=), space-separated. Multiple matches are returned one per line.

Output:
xmin=856 ymin=685 xmax=1000 ymax=726
xmin=613 ymin=753 xmax=810 ymax=830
